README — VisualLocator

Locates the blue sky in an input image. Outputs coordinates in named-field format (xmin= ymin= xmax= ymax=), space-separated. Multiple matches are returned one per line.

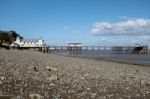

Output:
xmin=0 ymin=0 xmax=150 ymax=46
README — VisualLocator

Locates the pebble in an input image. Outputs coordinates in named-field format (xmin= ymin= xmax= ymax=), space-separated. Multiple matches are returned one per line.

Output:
xmin=0 ymin=49 xmax=150 ymax=99
xmin=91 ymin=93 xmax=96 ymax=98
xmin=87 ymin=88 xmax=91 ymax=91
xmin=29 ymin=93 xmax=43 ymax=99
xmin=50 ymin=83 xmax=55 ymax=87
xmin=47 ymin=75 xmax=58 ymax=81
xmin=0 ymin=81 xmax=2 ymax=84
xmin=1 ymin=76 xmax=5 ymax=80
xmin=140 ymin=79 xmax=145 ymax=85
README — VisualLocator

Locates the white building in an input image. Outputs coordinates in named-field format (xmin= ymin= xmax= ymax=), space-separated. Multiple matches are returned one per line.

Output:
xmin=13 ymin=36 xmax=45 ymax=47
xmin=68 ymin=43 xmax=82 ymax=47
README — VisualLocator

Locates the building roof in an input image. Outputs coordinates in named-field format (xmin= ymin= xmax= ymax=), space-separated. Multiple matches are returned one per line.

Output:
xmin=68 ymin=43 xmax=81 ymax=45
xmin=68 ymin=43 xmax=82 ymax=47
xmin=21 ymin=38 xmax=43 ymax=43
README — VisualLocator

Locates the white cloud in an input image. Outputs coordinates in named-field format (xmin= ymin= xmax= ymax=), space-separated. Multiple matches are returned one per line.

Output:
xmin=91 ymin=18 xmax=150 ymax=36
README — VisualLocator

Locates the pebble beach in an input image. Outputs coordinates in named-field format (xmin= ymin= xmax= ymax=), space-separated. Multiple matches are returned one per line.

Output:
xmin=0 ymin=49 xmax=150 ymax=99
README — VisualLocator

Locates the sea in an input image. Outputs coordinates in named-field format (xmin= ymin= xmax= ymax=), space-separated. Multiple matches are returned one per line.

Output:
xmin=50 ymin=49 xmax=150 ymax=66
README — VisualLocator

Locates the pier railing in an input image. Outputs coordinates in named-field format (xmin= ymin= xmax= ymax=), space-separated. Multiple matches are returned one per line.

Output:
xmin=39 ymin=45 xmax=149 ymax=54
xmin=7 ymin=45 xmax=148 ymax=54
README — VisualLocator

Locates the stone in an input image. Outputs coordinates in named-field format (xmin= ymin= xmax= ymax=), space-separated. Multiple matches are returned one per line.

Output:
xmin=125 ymin=87 xmax=130 ymax=90
xmin=29 ymin=93 xmax=43 ymax=99
xmin=45 ymin=66 xmax=58 ymax=81
xmin=50 ymin=83 xmax=55 ymax=87
xmin=16 ymin=95 xmax=22 ymax=99
xmin=33 ymin=66 xmax=38 ymax=72
xmin=0 ymin=81 xmax=2 ymax=84
xmin=140 ymin=79 xmax=145 ymax=85
xmin=87 ymin=88 xmax=91 ymax=91
xmin=130 ymin=76 xmax=135 ymax=79
xmin=48 ymin=75 xmax=58 ymax=81
xmin=1 ymin=76 xmax=5 ymax=80
xmin=91 ymin=93 xmax=96 ymax=98
xmin=45 ymin=66 xmax=58 ymax=72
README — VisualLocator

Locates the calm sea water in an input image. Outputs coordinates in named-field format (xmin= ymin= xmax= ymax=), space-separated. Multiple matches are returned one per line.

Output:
xmin=51 ymin=50 xmax=150 ymax=65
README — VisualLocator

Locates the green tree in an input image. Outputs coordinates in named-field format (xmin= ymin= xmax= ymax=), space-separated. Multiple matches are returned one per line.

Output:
xmin=0 ymin=30 xmax=23 ymax=45
xmin=0 ymin=32 xmax=10 ymax=43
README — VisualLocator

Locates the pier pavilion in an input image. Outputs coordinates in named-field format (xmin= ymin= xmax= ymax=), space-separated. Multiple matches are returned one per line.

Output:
xmin=68 ymin=43 xmax=82 ymax=54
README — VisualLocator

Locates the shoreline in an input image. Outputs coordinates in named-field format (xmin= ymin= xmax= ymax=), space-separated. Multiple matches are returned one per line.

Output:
xmin=0 ymin=49 xmax=150 ymax=98
xmin=54 ymin=53 xmax=150 ymax=67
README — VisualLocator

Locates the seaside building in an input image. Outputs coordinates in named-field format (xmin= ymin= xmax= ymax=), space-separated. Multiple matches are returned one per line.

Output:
xmin=12 ymin=36 xmax=45 ymax=47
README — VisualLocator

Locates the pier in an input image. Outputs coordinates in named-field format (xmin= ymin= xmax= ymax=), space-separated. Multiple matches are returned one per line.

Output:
xmin=6 ymin=44 xmax=148 ymax=54
xmin=39 ymin=45 xmax=149 ymax=54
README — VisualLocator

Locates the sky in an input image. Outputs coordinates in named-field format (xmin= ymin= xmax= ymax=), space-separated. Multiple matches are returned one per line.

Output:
xmin=0 ymin=0 xmax=150 ymax=46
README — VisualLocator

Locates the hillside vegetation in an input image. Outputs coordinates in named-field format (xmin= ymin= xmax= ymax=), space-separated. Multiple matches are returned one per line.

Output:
xmin=0 ymin=30 xmax=23 ymax=45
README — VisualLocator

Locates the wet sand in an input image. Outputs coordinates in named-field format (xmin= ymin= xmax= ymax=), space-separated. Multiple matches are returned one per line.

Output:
xmin=0 ymin=49 xmax=150 ymax=99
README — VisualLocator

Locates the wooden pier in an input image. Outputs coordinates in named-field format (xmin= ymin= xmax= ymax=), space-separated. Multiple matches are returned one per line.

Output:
xmin=6 ymin=44 xmax=148 ymax=54
xmin=45 ymin=45 xmax=149 ymax=54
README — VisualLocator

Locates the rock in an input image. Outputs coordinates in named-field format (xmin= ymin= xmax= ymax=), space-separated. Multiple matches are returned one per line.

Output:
xmin=1 ymin=76 xmax=5 ymax=80
xmin=33 ymin=66 xmax=38 ymax=72
xmin=110 ymin=94 xmax=114 ymax=97
xmin=91 ymin=93 xmax=96 ymax=98
xmin=50 ymin=83 xmax=55 ymax=87
xmin=80 ymin=76 xmax=84 ymax=80
xmin=125 ymin=87 xmax=130 ymax=90
xmin=48 ymin=75 xmax=58 ymax=81
xmin=130 ymin=76 xmax=135 ymax=79
xmin=68 ymin=90 xmax=71 ymax=93
xmin=140 ymin=79 xmax=145 ymax=85
xmin=16 ymin=95 xmax=22 ymax=99
xmin=45 ymin=66 xmax=58 ymax=81
xmin=29 ymin=93 xmax=43 ymax=99
xmin=146 ymin=91 xmax=150 ymax=94
xmin=87 ymin=88 xmax=91 ymax=91
xmin=45 ymin=66 xmax=58 ymax=72
xmin=0 ymin=81 xmax=2 ymax=84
